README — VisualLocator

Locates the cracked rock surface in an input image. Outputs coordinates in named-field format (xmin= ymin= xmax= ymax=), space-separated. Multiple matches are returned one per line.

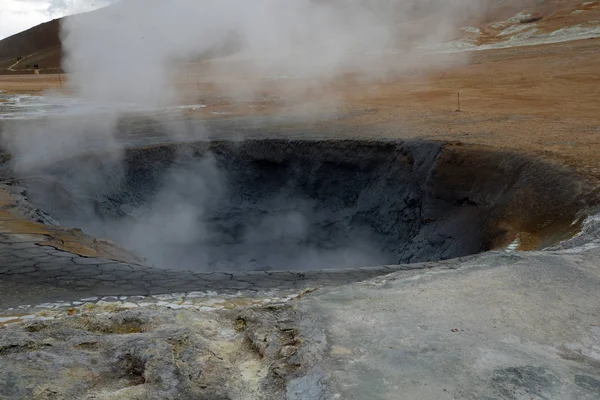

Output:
xmin=0 ymin=231 xmax=445 ymax=309
xmin=1 ymin=234 xmax=600 ymax=399
xmin=0 ymin=303 xmax=316 ymax=399
xmin=296 ymin=242 xmax=600 ymax=399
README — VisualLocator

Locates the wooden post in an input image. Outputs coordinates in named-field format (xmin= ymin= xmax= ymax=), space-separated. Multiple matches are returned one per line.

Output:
xmin=457 ymin=92 xmax=461 ymax=112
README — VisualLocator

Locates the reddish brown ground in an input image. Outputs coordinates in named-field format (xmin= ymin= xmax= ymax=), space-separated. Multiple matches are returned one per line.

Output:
xmin=181 ymin=37 xmax=600 ymax=182
xmin=0 ymin=188 xmax=142 ymax=263
xmin=339 ymin=39 xmax=600 ymax=180
xmin=1 ymin=37 xmax=599 ymax=182
xmin=0 ymin=74 xmax=64 ymax=92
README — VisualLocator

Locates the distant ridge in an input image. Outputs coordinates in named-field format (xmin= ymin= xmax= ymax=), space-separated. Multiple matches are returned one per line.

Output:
xmin=0 ymin=19 xmax=63 ymax=74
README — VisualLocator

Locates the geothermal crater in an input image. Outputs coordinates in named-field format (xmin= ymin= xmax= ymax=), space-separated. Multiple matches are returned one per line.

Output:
xmin=19 ymin=139 xmax=586 ymax=271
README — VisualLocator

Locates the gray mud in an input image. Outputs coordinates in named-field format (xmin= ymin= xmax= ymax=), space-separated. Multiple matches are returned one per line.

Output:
xmin=18 ymin=139 xmax=590 ymax=271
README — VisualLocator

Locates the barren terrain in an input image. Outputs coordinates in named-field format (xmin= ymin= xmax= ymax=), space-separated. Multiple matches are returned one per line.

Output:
xmin=1 ymin=3 xmax=600 ymax=399
xmin=3 ymin=36 xmax=599 ymax=181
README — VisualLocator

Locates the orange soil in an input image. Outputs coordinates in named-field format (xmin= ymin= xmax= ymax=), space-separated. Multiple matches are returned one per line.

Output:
xmin=179 ymin=38 xmax=600 ymax=181
xmin=0 ymin=74 xmax=64 ymax=93
xmin=0 ymin=187 xmax=143 ymax=264
xmin=1 ymin=38 xmax=599 ymax=182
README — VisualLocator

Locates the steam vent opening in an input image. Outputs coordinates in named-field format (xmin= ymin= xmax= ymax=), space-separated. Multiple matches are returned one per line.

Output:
xmin=19 ymin=139 xmax=587 ymax=272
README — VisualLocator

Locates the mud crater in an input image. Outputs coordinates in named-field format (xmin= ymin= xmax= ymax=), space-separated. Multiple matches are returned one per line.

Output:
xmin=18 ymin=139 xmax=587 ymax=271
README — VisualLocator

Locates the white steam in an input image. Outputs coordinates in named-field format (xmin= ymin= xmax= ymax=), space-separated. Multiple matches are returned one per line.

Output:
xmin=3 ymin=0 xmax=510 ymax=270
xmin=60 ymin=0 xmax=496 ymax=105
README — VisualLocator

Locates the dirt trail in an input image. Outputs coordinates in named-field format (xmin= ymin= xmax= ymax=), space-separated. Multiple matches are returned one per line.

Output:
xmin=6 ymin=51 xmax=40 ymax=72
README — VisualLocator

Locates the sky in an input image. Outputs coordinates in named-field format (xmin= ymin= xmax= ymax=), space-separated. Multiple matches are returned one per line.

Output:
xmin=0 ymin=0 xmax=112 ymax=39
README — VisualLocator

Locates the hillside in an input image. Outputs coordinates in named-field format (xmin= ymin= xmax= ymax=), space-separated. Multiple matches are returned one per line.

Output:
xmin=3 ymin=0 xmax=597 ymax=75
xmin=0 ymin=19 xmax=63 ymax=74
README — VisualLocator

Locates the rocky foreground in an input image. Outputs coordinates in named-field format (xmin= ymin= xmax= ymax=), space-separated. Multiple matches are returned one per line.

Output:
xmin=1 ymin=215 xmax=599 ymax=399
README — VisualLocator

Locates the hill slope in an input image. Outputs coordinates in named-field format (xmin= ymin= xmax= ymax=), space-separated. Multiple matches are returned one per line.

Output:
xmin=1 ymin=0 xmax=599 ymax=75
xmin=0 ymin=19 xmax=62 ymax=74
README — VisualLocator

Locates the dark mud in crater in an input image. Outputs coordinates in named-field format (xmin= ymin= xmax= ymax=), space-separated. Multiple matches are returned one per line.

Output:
xmin=18 ymin=139 xmax=589 ymax=271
